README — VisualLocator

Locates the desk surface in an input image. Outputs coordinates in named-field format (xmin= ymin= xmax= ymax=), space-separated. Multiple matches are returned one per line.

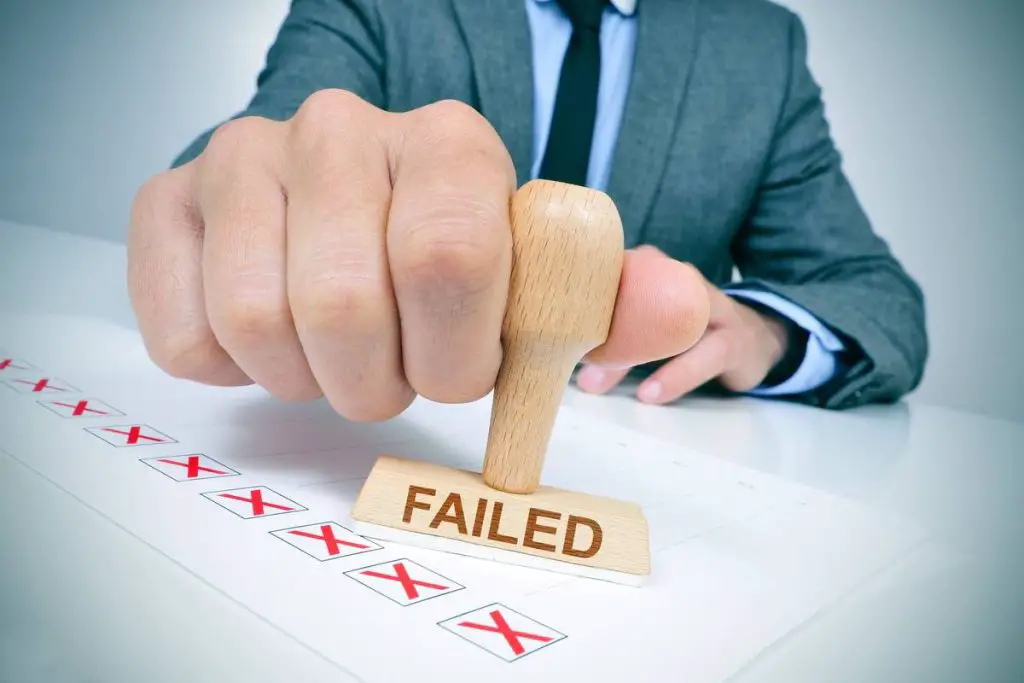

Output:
xmin=2 ymin=219 xmax=1023 ymax=683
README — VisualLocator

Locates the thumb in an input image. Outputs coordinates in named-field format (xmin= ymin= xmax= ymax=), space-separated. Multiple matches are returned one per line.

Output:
xmin=584 ymin=245 xmax=711 ymax=367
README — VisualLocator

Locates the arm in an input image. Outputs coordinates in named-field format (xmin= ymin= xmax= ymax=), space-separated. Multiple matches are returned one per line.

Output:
xmin=172 ymin=0 xmax=386 ymax=168
xmin=728 ymin=11 xmax=928 ymax=409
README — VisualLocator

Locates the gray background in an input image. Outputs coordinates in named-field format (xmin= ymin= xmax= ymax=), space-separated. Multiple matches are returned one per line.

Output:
xmin=1 ymin=0 xmax=1021 ymax=422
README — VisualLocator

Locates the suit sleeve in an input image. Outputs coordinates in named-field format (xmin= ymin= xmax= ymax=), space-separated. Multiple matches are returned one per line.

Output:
xmin=728 ymin=11 xmax=929 ymax=409
xmin=171 ymin=0 xmax=386 ymax=168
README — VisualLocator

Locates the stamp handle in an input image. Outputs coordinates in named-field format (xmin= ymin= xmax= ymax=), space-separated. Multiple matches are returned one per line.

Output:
xmin=482 ymin=180 xmax=624 ymax=494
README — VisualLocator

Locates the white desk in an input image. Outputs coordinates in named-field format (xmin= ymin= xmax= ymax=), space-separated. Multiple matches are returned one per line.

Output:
xmin=2 ymin=219 xmax=1022 ymax=682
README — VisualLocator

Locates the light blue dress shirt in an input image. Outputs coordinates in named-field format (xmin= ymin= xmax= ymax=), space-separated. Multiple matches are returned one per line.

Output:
xmin=525 ymin=0 xmax=845 ymax=396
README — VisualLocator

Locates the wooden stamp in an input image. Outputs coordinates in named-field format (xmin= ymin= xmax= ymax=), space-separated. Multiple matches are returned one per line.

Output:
xmin=351 ymin=179 xmax=650 ymax=585
xmin=351 ymin=455 xmax=650 ymax=583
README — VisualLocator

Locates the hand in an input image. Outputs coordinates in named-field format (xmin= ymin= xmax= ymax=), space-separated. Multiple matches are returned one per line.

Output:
xmin=576 ymin=246 xmax=794 ymax=404
xmin=128 ymin=91 xmax=522 ymax=421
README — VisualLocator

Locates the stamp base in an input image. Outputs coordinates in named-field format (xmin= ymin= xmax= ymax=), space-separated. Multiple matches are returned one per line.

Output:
xmin=350 ymin=455 xmax=650 ymax=585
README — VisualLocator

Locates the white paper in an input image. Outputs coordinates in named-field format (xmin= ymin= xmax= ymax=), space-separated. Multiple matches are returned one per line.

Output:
xmin=0 ymin=314 xmax=930 ymax=682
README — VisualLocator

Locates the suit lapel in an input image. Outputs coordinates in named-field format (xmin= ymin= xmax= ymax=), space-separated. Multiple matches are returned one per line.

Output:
xmin=450 ymin=0 xmax=536 ymax=186
xmin=606 ymin=0 xmax=702 ymax=246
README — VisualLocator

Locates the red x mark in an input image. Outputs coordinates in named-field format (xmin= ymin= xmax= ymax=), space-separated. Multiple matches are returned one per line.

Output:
xmin=16 ymin=378 xmax=63 ymax=392
xmin=158 ymin=456 xmax=228 ymax=479
xmin=219 ymin=490 xmax=294 ymax=516
xmin=52 ymin=400 xmax=107 ymax=416
xmin=0 ymin=358 xmax=28 ymax=371
xmin=361 ymin=562 xmax=448 ymax=599
xmin=102 ymin=426 xmax=164 ymax=445
xmin=288 ymin=525 xmax=370 ymax=555
xmin=458 ymin=610 xmax=552 ymax=656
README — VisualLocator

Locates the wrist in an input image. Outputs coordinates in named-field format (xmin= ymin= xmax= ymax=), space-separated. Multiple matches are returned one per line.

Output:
xmin=737 ymin=299 xmax=809 ymax=388
xmin=760 ymin=314 xmax=790 ymax=366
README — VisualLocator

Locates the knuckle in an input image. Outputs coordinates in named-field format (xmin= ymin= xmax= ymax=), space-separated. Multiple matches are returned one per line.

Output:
xmin=419 ymin=99 xmax=486 ymax=133
xmin=400 ymin=221 xmax=507 ymax=296
xmin=301 ymin=88 xmax=365 ymax=119
xmin=290 ymin=88 xmax=368 ymax=151
xmin=290 ymin=275 xmax=384 ymax=332
xmin=199 ymin=118 xmax=279 ymax=198
xmin=212 ymin=295 xmax=288 ymax=347
xmin=198 ymin=118 xmax=283 ymax=210
xmin=205 ymin=117 xmax=268 ymax=162
xmin=129 ymin=172 xmax=174 ymax=227
xmin=414 ymin=100 xmax=512 ymax=171
xmin=130 ymin=174 xmax=160 ymax=215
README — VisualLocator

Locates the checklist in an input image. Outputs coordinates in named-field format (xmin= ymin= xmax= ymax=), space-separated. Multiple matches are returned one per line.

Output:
xmin=0 ymin=314 xmax=932 ymax=682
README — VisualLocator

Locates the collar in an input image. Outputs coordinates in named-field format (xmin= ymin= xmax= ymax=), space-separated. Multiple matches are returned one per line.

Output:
xmin=532 ymin=0 xmax=637 ymax=17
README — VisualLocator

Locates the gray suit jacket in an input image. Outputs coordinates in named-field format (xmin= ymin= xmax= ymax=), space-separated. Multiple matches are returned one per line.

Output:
xmin=174 ymin=0 xmax=928 ymax=410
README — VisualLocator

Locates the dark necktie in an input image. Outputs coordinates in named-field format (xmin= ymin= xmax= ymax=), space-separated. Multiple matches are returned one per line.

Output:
xmin=537 ymin=0 xmax=607 ymax=187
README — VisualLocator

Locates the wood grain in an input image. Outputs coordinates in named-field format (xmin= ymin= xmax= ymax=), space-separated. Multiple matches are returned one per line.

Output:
xmin=482 ymin=180 xmax=624 ymax=494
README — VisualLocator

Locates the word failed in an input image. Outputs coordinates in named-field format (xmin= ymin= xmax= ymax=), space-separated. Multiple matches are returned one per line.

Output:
xmin=404 ymin=484 xmax=603 ymax=559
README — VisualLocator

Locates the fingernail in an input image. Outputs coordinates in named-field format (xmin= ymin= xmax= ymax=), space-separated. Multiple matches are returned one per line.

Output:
xmin=576 ymin=365 xmax=606 ymax=392
xmin=638 ymin=380 xmax=662 ymax=403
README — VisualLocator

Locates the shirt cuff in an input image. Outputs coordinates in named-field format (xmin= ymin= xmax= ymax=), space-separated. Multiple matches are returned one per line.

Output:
xmin=724 ymin=288 xmax=846 ymax=396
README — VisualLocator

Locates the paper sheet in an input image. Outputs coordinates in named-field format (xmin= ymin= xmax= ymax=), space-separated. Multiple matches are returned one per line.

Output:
xmin=0 ymin=314 xmax=930 ymax=682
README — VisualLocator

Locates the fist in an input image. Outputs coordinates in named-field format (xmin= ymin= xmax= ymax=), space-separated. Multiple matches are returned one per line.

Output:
xmin=128 ymin=91 xmax=518 ymax=420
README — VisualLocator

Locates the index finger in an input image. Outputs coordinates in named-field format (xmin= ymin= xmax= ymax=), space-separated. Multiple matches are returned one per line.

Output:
xmin=386 ymin=100 xmax=517 ymax=404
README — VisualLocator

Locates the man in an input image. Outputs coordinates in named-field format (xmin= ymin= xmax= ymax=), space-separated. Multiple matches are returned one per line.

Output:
xmin=126 ymin=0 xmax=928 ymax=421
